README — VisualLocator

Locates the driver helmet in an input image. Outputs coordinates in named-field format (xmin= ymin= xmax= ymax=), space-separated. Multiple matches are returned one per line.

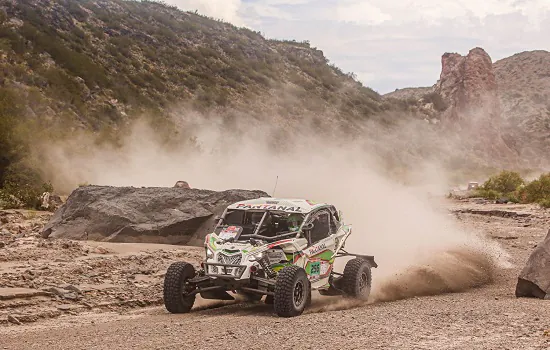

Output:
xmin=287 ymin=214 xmax=302 ymax=231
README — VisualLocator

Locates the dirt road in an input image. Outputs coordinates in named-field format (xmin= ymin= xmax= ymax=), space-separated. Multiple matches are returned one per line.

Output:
xmin=1 ymin=200 xmax=550 ymax=349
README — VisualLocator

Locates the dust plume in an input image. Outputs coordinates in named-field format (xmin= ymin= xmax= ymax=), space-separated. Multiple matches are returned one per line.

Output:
xmin=371 ymin=248 xmax=497 ymax=302
xmin=36 ymin=106 xmax=512 ymax=308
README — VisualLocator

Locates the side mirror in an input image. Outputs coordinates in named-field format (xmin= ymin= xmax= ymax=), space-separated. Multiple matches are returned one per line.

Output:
xmin=302 ymin=222 xmax=314 ymax=231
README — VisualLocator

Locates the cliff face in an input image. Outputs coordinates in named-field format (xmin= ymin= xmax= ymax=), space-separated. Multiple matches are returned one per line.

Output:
xmin=385 ymin=48 xmax=550 ymax=169
xmin=434 ymin=48 xmax=516 ymax=164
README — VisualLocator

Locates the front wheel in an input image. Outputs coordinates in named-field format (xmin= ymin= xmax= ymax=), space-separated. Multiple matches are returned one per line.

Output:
xmin=273 ymin=265 xmax=310 ymax=317
xmin=163 ymin=262 xmax=197 ymax=313
xmin=341 ymin=258 xmax=372 ymax=300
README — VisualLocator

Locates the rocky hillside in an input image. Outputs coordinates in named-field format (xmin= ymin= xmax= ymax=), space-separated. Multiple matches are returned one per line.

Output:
xmin=0 ymin=0 xmax=398 ymax=206
xmin=0 ymin=0 xmax=385 ymax=129
xmin=385 ymin=48 xmax=550 ymax=169
xmin=494 ymin=51 xmax=550 ymax=162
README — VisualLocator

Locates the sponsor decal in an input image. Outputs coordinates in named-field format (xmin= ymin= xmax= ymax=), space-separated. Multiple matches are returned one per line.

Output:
xmin=235 ymin=204 xmax=303 ymax=212
xmin=305 ymin=243 xmax=327 ymax=256
xmin=219 ymin=226 xmax=241 ymax=240
xmin=267 ymin=239 xmax=293 ymax=249
xmin=266 ymin=250 xmax=287 ymax=264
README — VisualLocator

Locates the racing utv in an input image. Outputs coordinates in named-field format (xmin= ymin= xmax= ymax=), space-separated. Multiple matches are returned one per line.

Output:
xmin=163 ymin=198 xmax=377 ymax=317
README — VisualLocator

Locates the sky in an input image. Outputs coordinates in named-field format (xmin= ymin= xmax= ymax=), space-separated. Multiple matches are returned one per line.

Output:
xmin=164 ymin=0 xmax=550 ymax=94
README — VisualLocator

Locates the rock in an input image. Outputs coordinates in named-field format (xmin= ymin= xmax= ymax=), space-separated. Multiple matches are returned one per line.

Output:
xmin=496 ymin=197 xmax=509 ymax=204
xmin=43 ymin=287 xmax=69 ymax=297
xmin=174 ymin=181 xmax=190 ymax=189
xmin=7 ymin=315 xmax=22 ymax=325
xmin=63 ymin=292 xmax=80 ymax=300
xmin=91 ymin=245 xmax=111 ymax=254
xmin=435 ymin=48 xmax=517 ymax=165
xmin=41 ymin=186 xmax=268 ymax=245
xmin=59 ymin=284 xmax=82 ymax=294
xmin=515 ymin=229 xmax=550 ymax=298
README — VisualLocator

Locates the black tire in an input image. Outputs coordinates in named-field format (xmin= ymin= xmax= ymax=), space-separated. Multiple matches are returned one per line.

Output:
xmin=163 ymin=262 xmax=196 ymax=313
xmin=273 ymin=265 xmax=309 ymax=317
xmin=341 ymin=258 xmax=372 ymax=300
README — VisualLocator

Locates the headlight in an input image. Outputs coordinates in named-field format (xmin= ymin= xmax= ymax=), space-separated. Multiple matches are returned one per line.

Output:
xmin=205 ymin=247 xmax=214 ymax=259
xmin=249 ymin=252 xmax=263 ymax=262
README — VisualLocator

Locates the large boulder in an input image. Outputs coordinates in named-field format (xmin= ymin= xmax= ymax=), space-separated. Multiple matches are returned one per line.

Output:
xmin=515 ymin=229 xmax=550 ymax=299
xmin=41 ymin=186 xmax=268 ymax=246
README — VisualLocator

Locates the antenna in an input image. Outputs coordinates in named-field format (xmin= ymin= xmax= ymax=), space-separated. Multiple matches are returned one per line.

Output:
xmin=271 ymin=176 xmax=279 ymax=197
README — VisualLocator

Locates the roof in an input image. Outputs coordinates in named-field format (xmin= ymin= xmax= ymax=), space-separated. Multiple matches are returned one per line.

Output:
xmin=226 ymin=197 xmax=329 ymax=214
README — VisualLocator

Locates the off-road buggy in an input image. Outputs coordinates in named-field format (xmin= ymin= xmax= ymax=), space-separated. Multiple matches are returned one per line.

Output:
xmin=163 ymin=198 xmax=377 ymax=317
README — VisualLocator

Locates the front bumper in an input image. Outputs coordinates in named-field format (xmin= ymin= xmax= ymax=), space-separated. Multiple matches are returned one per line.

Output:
xmin=203 ymin=261 xmax=248 ymax=279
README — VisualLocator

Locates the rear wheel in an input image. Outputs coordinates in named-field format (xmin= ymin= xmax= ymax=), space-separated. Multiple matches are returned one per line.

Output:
xmin=341 ymin=258 xmax=372 ymax=300
xmin=163 ymin=262 xmax=197 ymax=313
xmin=274 ymin=265 xmax=310 ymax=317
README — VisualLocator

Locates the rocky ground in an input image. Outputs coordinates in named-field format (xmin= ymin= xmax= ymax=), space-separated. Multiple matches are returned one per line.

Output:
xmin=0 ymin=199 xmax=549 ymax=349
xmin=0 ymin=209 xmax=204 ymax=325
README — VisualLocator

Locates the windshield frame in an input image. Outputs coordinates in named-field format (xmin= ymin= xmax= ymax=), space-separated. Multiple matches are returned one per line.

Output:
xmin=214 ymin=208 xmax=306 ymax=242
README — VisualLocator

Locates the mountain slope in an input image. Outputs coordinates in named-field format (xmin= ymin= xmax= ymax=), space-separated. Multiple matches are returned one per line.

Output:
xmin=0 ymin=0 xmax=403 ymax=205
xmin=383 ymin=48 xmax=550 ymax=169
xmin=493 ymin=50 xmax=550 ymax=161
xmin=0 ymin=0 xmax=385 ymax=130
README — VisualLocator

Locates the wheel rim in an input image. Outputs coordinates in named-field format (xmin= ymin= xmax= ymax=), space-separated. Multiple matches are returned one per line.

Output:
xmin=359 ymin=271 xmax=368 ymax=291
xmin=181 ymin=278 xmax=194 ymax=298
xmin=293 ymin=280 xmax=305 ymax=307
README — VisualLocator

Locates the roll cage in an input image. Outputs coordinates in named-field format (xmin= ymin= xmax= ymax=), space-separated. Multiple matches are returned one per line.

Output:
xmin=213 ymin=205 xmax=343 ymax=244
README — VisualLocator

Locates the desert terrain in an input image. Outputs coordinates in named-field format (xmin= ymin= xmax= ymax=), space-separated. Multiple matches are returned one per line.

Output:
xmin=1 ymin=1 xmax=550 ymax=349
xmin=1 ymin=198 xmax=549 ymax=350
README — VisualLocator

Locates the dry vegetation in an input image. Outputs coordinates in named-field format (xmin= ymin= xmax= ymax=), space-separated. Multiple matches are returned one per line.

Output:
xmin=0 ymin=0 xmax=400 ymax=206
xmin=466 ymin=170 xmax=550 ymax=208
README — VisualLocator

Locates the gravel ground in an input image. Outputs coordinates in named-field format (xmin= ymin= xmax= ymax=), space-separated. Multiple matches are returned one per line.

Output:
xmin=1 ymin=200 xmax=549 ymax=349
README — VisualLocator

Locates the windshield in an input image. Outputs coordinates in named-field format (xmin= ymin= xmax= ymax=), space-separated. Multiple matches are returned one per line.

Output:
xmin=215 ymin=209 xmax=304 ymax=240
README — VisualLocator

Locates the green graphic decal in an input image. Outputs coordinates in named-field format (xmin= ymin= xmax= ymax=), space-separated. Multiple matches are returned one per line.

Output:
xmin=311 ymin=250 xmax=334 ymax=261
xmin=271 ymin=263 xmax=291 ymax=272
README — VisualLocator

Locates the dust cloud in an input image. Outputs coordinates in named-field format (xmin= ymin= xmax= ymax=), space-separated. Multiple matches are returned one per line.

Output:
xmin=37 ymin=108 xmax=512 ymax=307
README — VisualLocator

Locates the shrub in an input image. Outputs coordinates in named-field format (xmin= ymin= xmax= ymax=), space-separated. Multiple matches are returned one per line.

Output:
xmin=0 ymin=163 xmax=53 ymax=209
xmin=422 ymin=92 xmax=448 ymax=112
xmin=518 ymin=173 xmax=550 ymax=205
xmin=539 ymin=198 xmax=550 ymax=208
xmin=481 ymin=170 xmax=525 ymax=196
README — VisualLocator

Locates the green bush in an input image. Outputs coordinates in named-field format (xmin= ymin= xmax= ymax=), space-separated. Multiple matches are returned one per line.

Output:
xmin=539 ymin=198 xmax=550 ymax=208
xmin=481 ymin=170 xmax=525 ymax=196
xmin=518 ymin=173 xmax=550 ymax=206
xmin=472 ymin=188 xmax=501 ymax=200
xmin=0 ymin=87 xmax=54 ymax=210
xmin=471 ymin=170 xmax=550 ymax=208
xmin=422 ymin=92 xmax=448 ymax=112
xmin=0 ymin=163 xmax=53 ymax=209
